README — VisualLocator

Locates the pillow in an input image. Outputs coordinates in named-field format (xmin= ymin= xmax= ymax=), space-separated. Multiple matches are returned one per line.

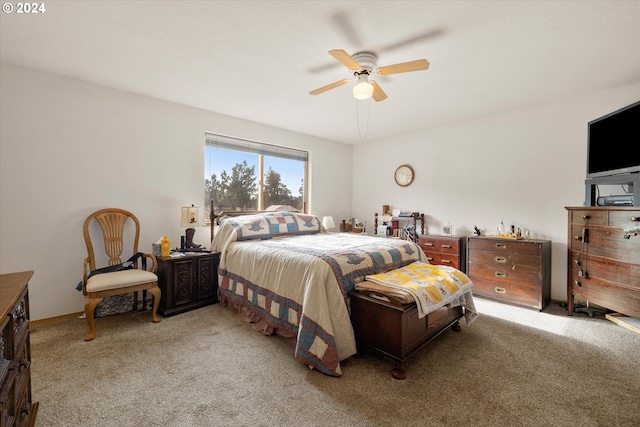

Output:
xmin=224 ymin=212 xmax=322 ymax=241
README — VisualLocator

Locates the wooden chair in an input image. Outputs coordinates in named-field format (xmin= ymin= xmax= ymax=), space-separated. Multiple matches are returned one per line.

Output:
xmin=81 ymin=208 xmax=161 ymax=341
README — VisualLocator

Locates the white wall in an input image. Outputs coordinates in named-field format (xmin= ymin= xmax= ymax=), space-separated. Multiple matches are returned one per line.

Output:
xmin=0 ymin=63 xmax=353 ymax=320
xmin=352 ymin=83 xmax=640 ymax=303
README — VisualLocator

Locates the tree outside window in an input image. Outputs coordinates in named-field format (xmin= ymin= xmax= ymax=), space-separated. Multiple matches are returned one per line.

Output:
xmin=204 ymin=133 xmax=308 ymax=223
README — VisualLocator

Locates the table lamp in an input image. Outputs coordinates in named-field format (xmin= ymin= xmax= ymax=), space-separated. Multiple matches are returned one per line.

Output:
xmin=322 ymin=216 xmax=336 ymax=231
xmin=180 ymin=204 xmax=202 ymax=250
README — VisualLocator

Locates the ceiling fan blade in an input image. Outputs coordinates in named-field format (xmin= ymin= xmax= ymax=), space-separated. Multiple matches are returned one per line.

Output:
xmin=309 ymin=79 xmax=350 ymax=96
xmin=376 ymin=59 xmax=430 ymax=75
xmin=370 ymin=81 xmax=388 ymax=102
xmin=329 ymin=49 xmax=363 ymax=71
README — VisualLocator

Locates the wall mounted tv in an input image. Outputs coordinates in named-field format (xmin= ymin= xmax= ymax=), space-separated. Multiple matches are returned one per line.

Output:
xmin=587 ymin=100 xmax=640 ymax=179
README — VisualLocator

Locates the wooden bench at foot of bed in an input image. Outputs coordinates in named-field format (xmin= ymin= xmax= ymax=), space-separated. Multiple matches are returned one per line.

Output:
xmin=349 ymin=290 xmax=463 ymax=379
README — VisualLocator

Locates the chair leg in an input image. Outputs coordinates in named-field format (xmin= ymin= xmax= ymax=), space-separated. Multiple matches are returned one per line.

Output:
xmin=147 ymin=286 xmax=161 ymax=323
xmin=84 ymin=297 xmax=103 ymax=341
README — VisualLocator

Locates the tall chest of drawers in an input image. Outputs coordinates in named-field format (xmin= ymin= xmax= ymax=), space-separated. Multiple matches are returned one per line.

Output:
xmin=417 ymin=235 xmax=467 ymax=273
xmin=1 ymin=271 xmax=39 ymax=427
xmin=566 ymin=206 xmax=640 ymax=318
xmin=467 ymin=237 xmax=551 ymax=311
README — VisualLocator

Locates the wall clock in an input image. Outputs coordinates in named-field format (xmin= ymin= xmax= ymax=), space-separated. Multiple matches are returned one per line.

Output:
xmin=394 ymin=164 xmax=414 ymax=187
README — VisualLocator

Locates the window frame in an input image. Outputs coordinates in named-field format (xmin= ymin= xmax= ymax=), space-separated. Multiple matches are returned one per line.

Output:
xmin=204 ymin=132 xmax=309 ymax=222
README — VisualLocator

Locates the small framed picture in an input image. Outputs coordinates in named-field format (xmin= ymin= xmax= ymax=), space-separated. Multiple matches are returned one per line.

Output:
xmin=442 ymin=221 xmax=452 ymax=236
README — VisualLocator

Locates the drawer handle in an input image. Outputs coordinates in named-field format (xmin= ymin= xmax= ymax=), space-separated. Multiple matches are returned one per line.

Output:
xmin=495 ymin=256 xmax=507 ymax=263
xmin=494 ymin=287 xmax=507 ymax=294
xmin=631 ymin=216 xmax=639 ymax=222
xmin=441 ymin=259 xmax=452 ymax=264
xmin=426 ymin=257 xmax=434 ymax=262
xmin=495 ymin=271 xmax=507 ymax=278
xmin=441 ymin=244 xmax=453 ymax=249
xmin=422 ymin=242 xmax=434 ymax=247
xmin=575 ymin=280 xmax=582 ymax=287
xmin=582 ymin=215 xmax=590 ymax=220
xmin=495 ymin=243 xmax=507 ymax=249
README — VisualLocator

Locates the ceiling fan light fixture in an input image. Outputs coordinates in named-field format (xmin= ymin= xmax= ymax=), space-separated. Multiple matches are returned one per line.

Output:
xmin=353 ymin=79 xmax=374 ymax=100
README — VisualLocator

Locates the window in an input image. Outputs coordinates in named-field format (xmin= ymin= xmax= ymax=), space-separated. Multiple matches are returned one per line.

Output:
xmin=204 ymin=133 xmax=308 ymax=223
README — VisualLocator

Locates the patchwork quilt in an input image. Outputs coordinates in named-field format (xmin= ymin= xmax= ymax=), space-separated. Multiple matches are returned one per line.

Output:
xmin=212 ymin=214 xmax=427 ymax=376
xmin=366 ymin=261 xmax=479 ymax=323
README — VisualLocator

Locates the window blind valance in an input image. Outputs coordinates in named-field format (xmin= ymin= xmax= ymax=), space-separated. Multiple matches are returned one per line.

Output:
xmin=205 ymin=133 xmax=308 ymax=162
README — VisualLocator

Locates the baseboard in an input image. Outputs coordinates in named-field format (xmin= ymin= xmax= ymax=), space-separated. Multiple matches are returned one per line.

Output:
xmin=31 ymin=298 xmax=154 ymax=327
xmin=31 ymin=312 xmax=83 ymax=327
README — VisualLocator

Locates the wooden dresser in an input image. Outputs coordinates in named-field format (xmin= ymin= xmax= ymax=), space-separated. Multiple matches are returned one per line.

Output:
xmin=1 ymin=271 xmax=39 ymax=427
xmin=467 ymin=237 xmax=551 ymax=311
xmin=566 ymin=206 xmax=640 ymax=318
xmin=418 ymin=234 xmax=467 ymax=273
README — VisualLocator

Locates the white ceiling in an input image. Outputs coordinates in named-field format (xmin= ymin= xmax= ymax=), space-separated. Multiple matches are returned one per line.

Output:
xmin=1 ymin=1 xmax=639 ymax=145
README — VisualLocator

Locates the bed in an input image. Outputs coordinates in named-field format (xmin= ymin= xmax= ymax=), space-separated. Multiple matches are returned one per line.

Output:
xmin=211 ymin=211 xmax=476 ymax=377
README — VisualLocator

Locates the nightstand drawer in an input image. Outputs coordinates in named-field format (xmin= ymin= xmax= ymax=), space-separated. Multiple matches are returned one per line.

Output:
xmin=418 ymin=236 xmax=459 ymax=254
xmin=418 ymin=235 xmax=467 ymax=273
xmin=423 ymin=252 xmax=460 ymax=269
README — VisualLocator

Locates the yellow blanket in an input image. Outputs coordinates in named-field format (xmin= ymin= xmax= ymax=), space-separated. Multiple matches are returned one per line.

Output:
xmin=366 ymin=261 xmax=477 ymax=321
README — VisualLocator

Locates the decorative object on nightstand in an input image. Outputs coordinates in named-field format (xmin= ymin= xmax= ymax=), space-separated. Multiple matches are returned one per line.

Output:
xmin=442 ymin=221 xmax=452 ymax=236
xmin=322 ymin=216 xmax=336 ymax=231
xmin=180 ymin=204 xmax=202 ymax=251
xmin=155 ymin=252 xmax=220 ymax=316
xmin=394 ymin=164 xmax=414 ymax=187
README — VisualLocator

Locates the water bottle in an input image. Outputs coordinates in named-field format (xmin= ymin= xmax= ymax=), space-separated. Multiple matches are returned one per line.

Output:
xmin=160 ymin=235 xmax=171 ymax=257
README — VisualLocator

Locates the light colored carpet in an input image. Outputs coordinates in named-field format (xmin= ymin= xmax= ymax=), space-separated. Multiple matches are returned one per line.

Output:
xmin=30 ymin=298 xmax=640 ymax=427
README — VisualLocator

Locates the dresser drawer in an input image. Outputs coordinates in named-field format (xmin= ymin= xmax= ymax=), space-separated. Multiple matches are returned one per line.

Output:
xmin=468 ymin=238 xmax=542 ymax=256
xmin=9 ymin=290 xmax=29 ymax=354
xmin=418 ymin=236 xmax=460 ymax=254
xmin=569 ymin=224 xmax=640 ymax=263
xmin=468 ymin=250 xmax=542 ymax=274
xmin=570 ymin=210 xmax=609 ymax=226
xmin=609 ymin=211 xmax=640 ymax=228
xmin=570 ymin=271 xmax=640 ymax=318
xmin=569 ymin=251 xmax=640 ymax=290
xmin=470 ymin=277 xmax=540 ymax=308
xmin=423 ymin=251 xmax=460 ymax=269
xmin=467 ymin=263 xmax=541 ymax=287
xmin=1 ymin=315 xmax=9 ymax=361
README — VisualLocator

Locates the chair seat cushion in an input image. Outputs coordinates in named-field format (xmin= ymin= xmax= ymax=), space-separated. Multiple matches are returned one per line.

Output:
xmin=86 ymin=269 xmax=157 ymax=292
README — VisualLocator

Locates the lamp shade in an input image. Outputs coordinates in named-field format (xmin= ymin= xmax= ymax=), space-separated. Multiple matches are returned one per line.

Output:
xmin=180 ymin=205 xmax=201 ymax=227
xmin=322 ymin=216 xmax=336 ymax=230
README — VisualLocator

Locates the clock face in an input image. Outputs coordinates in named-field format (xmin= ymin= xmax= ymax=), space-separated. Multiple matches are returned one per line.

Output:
xmin=394 ymin=165 xmax=414 ymax=187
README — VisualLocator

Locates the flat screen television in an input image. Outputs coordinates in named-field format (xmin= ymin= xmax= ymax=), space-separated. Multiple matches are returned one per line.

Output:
xmin=586 ymin=100 xmax=640 ymax=179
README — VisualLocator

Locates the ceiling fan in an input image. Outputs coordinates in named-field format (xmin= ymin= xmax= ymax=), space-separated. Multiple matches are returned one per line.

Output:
xmin=309 ymin=49 xmax=430 ymax=102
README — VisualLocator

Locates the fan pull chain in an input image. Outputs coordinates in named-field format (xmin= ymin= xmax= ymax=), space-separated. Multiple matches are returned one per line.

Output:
xmin=355 ymin=98 xmax=370 ymax=140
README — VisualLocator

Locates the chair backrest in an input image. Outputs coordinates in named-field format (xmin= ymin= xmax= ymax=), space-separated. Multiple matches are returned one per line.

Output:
xmin=84 ymin=208 xmax=140 ymax=271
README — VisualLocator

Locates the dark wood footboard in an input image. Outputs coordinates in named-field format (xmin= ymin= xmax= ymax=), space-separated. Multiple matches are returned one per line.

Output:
xmin=349 ymin=290 xmax=463 ymax=379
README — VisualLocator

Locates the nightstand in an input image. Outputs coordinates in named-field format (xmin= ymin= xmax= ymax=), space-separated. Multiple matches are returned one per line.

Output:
xmin=418 ymin=234 xmax=467 ymax=273
xmin=155 ymin=252 xmax=220 ymax=316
